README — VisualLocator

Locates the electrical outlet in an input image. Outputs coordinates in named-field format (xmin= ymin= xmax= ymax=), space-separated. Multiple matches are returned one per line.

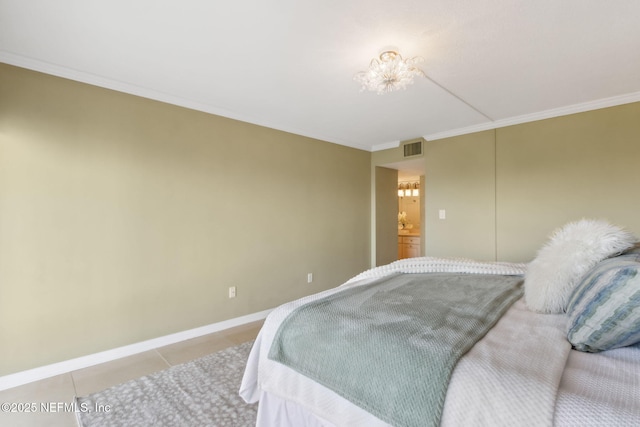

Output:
xmin=307 ymin=273 xmax=313 ymax=283
xmin=228 ymin=286 xmax=237 ymax=298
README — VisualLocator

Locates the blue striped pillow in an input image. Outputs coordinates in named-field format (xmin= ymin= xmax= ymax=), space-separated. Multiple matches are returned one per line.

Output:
xmin=566 ymin=252 xmax=640 ymax=352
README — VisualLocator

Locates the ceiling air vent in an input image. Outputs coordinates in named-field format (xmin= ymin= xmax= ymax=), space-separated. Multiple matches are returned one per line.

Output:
xmin=402 ymin=138 xmax=424 ymax=158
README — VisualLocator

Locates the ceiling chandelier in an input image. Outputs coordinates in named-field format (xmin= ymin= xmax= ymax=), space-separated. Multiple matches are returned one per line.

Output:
xmin=354 ymin=49 xmax=425 ymax=94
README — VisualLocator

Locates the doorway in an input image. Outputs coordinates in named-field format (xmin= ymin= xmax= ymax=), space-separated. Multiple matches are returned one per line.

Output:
xmin=376 ymin=158 xmax=425 ymax=264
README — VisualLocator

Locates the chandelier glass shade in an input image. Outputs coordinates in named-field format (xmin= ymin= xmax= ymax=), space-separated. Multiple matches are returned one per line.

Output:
xmin=354 ymin=50 xmax=425 ymax=94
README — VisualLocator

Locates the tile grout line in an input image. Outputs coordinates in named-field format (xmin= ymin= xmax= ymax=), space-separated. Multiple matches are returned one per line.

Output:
xmin=70 ymin=371 xmax=79 ymax=398
xmin=154 ymin=349 xmax=172 ymax=367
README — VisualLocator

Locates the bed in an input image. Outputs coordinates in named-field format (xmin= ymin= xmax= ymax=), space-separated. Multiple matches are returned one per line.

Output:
xmin=240 ymin=220 xmax=640 ymax=426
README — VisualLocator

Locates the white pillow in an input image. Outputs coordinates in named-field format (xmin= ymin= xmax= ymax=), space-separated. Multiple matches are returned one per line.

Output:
xmin=524 ymin=219 xmax=637 ymax=313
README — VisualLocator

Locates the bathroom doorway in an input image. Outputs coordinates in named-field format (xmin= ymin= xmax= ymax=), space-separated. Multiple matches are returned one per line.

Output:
xmin=380 ymin=158 xmax=425 ymax=261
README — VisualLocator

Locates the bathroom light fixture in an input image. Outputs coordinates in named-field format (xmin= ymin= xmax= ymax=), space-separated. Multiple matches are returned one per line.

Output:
xmin=354 ymin=48 xmax=425 ymax=94
xmin=398 ymin=182 xmax=420 ymax=197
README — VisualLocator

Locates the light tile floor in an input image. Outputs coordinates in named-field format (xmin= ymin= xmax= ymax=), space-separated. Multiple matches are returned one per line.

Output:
xmin=0 ymin=320 xmax=263 ymax=427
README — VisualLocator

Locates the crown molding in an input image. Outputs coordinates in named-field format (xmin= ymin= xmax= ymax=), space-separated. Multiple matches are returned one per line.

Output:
xmin=3 ymin=51 xmax=639 ymax=151
xmin=0 ymin=51 xmax=373 ymax=151
xmin=425 ymin=91 xmax=640 ymax=141
xmin=371 ymin=140 xmax=401 ymax=151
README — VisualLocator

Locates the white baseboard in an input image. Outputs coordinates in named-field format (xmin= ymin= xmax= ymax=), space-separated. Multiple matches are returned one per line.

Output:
xmin=0 ymin=309 xmax=272 ymax=392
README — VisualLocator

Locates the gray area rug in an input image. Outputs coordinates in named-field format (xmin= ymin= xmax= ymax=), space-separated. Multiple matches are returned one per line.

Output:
xmin=76 ymin=340 xmax=257 ymax=427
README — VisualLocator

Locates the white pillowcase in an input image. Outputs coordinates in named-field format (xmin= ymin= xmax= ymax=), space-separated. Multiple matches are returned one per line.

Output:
xmin=524 ymin=219 xmax=637 ymax=313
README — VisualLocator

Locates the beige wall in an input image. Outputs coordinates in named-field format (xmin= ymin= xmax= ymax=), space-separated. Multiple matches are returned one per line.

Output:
xmin=496 ymin=103 xmax=640 ymax=261
xmin=0 ymin=63 xmax=371 ymax=376
xmin=370 ymin=132 xmax=496 ymax=260
xmin=424 ymin=130 xmax=497 ymax=261
xmin=4 ymin=59 xmax=639 ymax=376
xmin=421 ymin=102 xmax=640 ymax=263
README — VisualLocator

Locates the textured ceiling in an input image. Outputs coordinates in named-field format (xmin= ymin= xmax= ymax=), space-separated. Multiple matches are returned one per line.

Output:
xmin=2 ymin=0 xmax=640 ymax=151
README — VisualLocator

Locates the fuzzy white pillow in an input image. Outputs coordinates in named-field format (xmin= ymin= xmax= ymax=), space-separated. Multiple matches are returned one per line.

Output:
xmin=524 ymin=219 xmax=637 ymax=313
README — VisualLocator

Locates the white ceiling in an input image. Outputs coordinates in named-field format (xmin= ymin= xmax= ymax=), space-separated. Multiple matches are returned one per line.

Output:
xmin=2 ymin=0 xmax=640 ymax=152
